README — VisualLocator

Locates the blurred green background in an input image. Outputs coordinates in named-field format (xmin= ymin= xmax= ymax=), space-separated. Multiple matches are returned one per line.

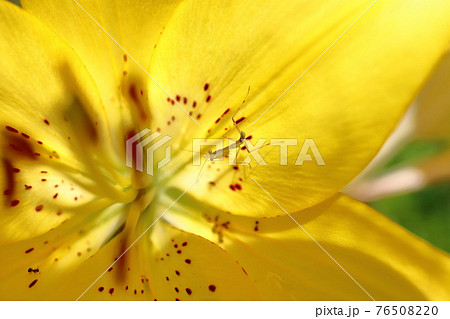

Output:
xmin=368 ymin=140 xmax=450 ymax=253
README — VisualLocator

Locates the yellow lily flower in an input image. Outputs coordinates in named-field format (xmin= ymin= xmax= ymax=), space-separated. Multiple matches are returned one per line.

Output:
xmin=0 ymin=0 xmax=450 ymax=300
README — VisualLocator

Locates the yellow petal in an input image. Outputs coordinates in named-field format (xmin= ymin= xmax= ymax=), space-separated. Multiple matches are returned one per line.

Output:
xmin=22 ymin=0 xmax=184 ymax=134
xmin=55 ymin=218 xmax=260 ymax=300
xmin=0 ymin=158 xmax=115 ymax=244
xmin=414 ymin=50 xmax=450 ymax=139
xmin=0 ymin=204 xmax=127 ymax=300
xmin=164 ymin=193 xmax=450 ymax=300
xmin=67 ymin=233 xmax=155 ymax=301
xmin=153 ymin=0 xmax=450 ymax=217
xmin=0 ymin=1 xmax=107 ymax=162
xmin=141 ymin=219 xmax=260 ymax=300
xmin=0 ymin=2 xmax=136 ymax=243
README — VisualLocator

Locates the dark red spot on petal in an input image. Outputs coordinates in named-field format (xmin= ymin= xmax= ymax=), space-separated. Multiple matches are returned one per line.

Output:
xmin=44 ymin=119 xmax=50 ymax=125
xmin=5 ymin=126 xmax=19 ymax=133
xmin=35 ymin=205 xmax=43 ymax=212
xmin=229 ymin=185 xmax=236 ymax=191
xmin=192 ymin=101 xmax=197 ymax=108
xmin=183 ymin=97 xmax=187 ymax=104
xmin=176 ymin=95 xmax=181 ymax=102
xmin=185 ymin=259 xmax=191 ymax=264
xmin=215 ymin=118 xmax=220 ymax=124
xmin=28 ymin=279 xmax=38 ymax=288
xmin=123 ymin=55 xmax=128 ymax=62
xmin=98 ymin=287 xmax=104 ymax=292
xmin=208 ymin=285 xmax=216 ymax=292
xmin=109 ymin=288 xmax=114 ymax=295
xmin=53 ymin=193 xmax=58 ymax=199
xmin=182 ymin=242 xmax=187 ymax=247
xmin=175 ymin=270 xmax=180 ymax=276
xmin=221 ymin=108 xmax=230 ymax=117
xmin=10 ymin=200 xmax=19 ymax=207
xmin=204 ymin=83 xmax=209 ymax=91
xmin=206 ymin=95 xmax=211 ymax=102
xmin=235 ymin=117 xmax=246 ymax=124
xmin=235 ymin=184 xmax=242 ymax=190
xmin=175 ymin=287 xmax=179 ymax=293
xmin=21 ymin=133 xmax=30 ymax=139
xmin=185 ymin=288 xmax=192 ymax=295
xmin=25 ymin=248 xmax=34 ymax=254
